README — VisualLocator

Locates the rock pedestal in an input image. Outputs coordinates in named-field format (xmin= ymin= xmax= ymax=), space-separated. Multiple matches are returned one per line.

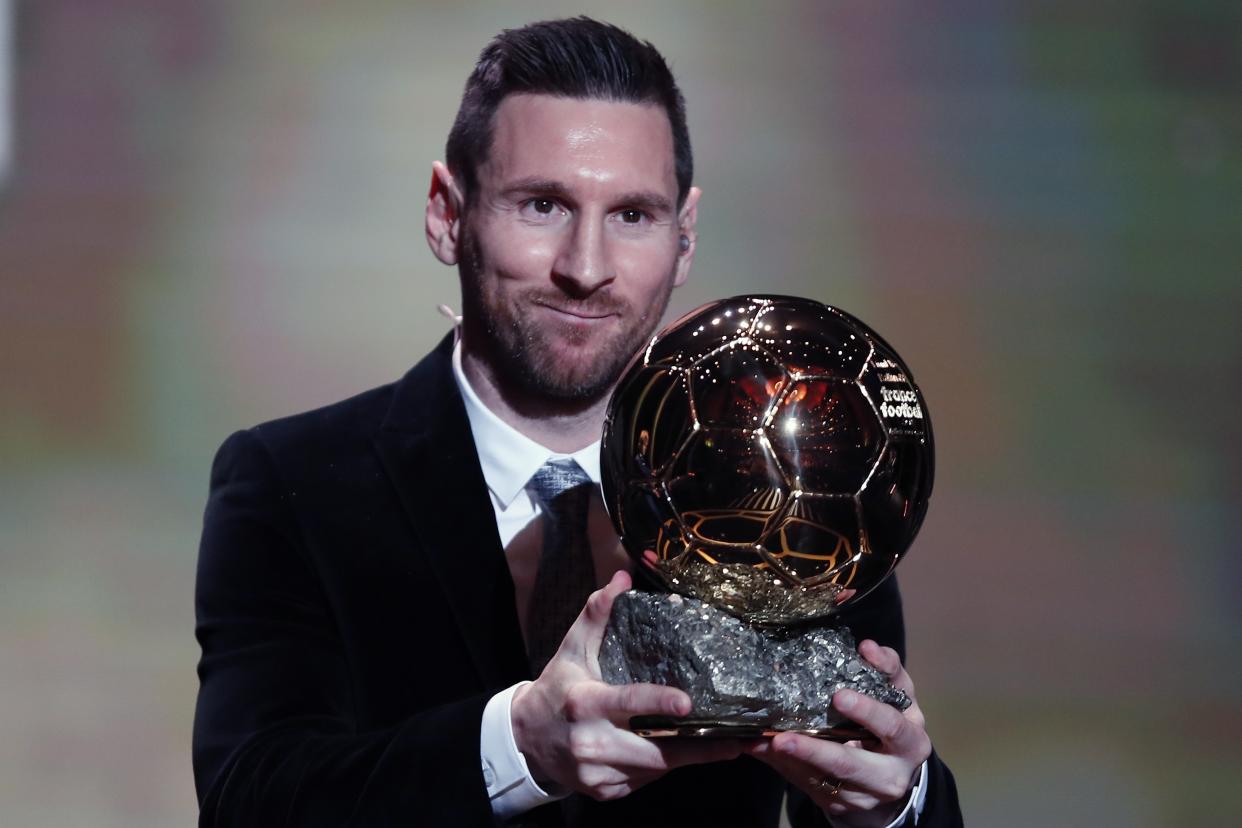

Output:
xmin=599 ymin=590 xmax=909 ymax=731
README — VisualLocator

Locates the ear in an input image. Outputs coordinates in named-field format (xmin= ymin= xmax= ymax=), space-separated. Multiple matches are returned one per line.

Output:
xmin=672 ymin=186 xmax=701 ymax=288
xmin=426 ymin=161 xmax=464 ymax=265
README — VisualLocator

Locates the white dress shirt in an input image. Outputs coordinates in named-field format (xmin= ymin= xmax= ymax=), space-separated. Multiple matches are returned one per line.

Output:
xmin=452 ymin=341 xmax=927 ymax=825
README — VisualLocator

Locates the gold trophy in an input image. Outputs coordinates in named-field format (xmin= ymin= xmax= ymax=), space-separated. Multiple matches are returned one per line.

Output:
xmin=599 ymin=295 xmax=933 ymax=740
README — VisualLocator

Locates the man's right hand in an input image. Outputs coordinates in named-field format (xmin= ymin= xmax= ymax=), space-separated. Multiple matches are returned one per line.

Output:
xmin=510 ymin=570 xmax=743 ymax=801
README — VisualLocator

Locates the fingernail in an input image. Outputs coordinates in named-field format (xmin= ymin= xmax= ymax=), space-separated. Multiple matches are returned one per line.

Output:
xmin=835 ymin=691 xmax=856 ymax=710
xmin=776 ymin=739 xmax=797 ymax=755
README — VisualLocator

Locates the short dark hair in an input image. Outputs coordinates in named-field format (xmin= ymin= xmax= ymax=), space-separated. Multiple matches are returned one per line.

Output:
xmin=446 ymin=17 xmax=693 ymax=207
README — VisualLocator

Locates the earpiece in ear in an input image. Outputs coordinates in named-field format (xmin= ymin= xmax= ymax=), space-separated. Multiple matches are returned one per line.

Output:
xmin=679 ymin=234 xmax=690 ymax=253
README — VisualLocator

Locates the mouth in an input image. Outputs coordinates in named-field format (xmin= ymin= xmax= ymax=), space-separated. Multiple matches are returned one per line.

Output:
xmin=534 ymin=301 xmax=618 ymax=321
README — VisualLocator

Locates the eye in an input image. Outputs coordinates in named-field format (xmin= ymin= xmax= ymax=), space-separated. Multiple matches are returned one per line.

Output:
xmin=519 ymin=197 xmax=564 ymax=220
xmin=618 ymin=209 xmax=647 ymax=224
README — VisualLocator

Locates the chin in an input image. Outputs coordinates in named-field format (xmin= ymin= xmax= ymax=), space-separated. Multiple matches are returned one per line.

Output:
xmin=521 ymin=348 xmax=621 ymax=401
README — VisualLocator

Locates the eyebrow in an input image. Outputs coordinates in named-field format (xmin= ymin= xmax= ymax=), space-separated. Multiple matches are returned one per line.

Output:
xmin=614 ymin=191 xmax=674 ymax=214
xmin=499 ymin=177 xmax=674 ymax=215
xmin=500 ymin=178 xmax=573 ymax=201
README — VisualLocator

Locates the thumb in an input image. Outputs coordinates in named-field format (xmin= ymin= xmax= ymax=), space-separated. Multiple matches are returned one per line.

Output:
xmin=560 ymin=569 xmax=631 ymax=668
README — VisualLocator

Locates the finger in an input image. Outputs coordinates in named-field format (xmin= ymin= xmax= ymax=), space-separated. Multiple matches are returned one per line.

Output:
xmin=654 ymin=738 xmax=744 ymax=770
xmin=562 ymin=726 xmax=740 ymax=776
xmin=580 ymin=680 xmax=691 ymax=726
xmin=749 ymin=742 xmax=882 ymax=814
xmin=773 ymin=732 xmax=922 ymax=805
xmin=833 ymin=690 xmax=929 ymax=759
xmin=771 ymin=733 xmax=867 ymax=785
xmin=565 ymin=720 xmax=666 ymax=770
xmin=857 ymin=640 xmax=899 ymax=675
xmin=857 ymin=640 xmax=915 ymax=696
xmin=560 ymin=570 xmax=632 ymax=665
xmin=594 ymin=736 xmax=745 ymax=774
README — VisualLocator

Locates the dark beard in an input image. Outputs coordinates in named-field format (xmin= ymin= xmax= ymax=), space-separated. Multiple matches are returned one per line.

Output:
xmin=458 ymin=232 xmax=674 ymax=403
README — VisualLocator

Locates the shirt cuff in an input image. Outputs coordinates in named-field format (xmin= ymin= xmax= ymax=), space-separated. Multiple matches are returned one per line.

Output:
xmin=480 ymin=681 xmax=569 ymax=820
xmin=876 ymin=759 xmax=929 ymax=828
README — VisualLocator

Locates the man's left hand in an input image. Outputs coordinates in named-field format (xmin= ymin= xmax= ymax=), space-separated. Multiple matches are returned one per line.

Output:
xmin=746 ymin=640 xmax=931 ymax=827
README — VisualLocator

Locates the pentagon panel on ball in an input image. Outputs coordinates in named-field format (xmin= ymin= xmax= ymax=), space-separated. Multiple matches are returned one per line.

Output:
xmin=602 ymin=295 xmax=934 ymax=627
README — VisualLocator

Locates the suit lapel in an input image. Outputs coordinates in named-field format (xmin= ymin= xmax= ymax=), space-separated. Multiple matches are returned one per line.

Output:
xmin=372 ymin=335 xmax=531 ymax=689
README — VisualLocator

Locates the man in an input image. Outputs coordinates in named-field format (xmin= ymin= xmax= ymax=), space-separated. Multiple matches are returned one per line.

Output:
xmin=193 ymin=17 xmax=962 ymax=827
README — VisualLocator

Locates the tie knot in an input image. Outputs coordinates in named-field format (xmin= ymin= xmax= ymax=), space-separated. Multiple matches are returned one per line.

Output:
xmin=527 ymin=458 xmax=593 ymax=507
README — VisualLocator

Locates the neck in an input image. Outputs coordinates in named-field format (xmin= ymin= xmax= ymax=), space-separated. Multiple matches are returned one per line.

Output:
xmin=460 ymin=342 xmax=611 ymax=454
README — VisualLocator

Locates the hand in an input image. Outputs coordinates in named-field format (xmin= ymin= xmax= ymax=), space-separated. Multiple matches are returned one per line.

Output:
xmin=747 ymin=640 xmax=931 ymax=827
xmin=510 ymin=570 xmax=743 ymax=801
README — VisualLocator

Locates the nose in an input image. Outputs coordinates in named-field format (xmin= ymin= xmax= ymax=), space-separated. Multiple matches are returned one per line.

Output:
xmin=552 ymin=216 xmax=614 ymax=297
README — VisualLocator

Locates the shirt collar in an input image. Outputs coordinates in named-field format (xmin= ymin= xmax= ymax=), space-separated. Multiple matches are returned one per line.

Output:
xmin=452 ymin=339 xmax=602 ymax=509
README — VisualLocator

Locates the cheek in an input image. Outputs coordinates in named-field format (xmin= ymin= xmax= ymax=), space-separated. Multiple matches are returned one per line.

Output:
xmin=614 ymin=245 xmax=679 ymax=298
xmin=475 ymin=219 xmax=560 ymax=282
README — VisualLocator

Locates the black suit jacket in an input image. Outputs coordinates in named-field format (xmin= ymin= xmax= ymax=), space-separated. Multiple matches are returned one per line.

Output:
xmin=193 ymin=335 xmax=962 ymax=826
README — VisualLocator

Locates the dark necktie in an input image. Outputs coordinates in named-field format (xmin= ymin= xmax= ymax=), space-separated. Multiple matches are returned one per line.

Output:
xmin=525 ymin=459 xmax=597 ymax=675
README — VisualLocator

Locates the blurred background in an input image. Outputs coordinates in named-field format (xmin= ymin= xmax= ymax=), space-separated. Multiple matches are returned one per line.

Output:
xmin=1 ymin=1 xmax=1239 ymax=825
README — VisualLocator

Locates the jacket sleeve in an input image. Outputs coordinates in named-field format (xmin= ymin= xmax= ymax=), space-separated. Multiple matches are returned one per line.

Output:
xmin=192 ymin=429 xmax=496 ymax=827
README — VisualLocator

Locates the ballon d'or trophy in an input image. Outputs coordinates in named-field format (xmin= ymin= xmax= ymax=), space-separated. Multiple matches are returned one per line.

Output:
xmin=599 ymin=295 xmax=934 ymax=741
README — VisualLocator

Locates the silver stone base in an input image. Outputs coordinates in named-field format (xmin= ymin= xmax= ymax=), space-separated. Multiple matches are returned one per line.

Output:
xmin=599 ymin=590 xmax=909 ymax=737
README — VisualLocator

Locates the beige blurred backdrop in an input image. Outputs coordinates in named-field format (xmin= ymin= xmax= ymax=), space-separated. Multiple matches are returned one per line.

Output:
xmin=1 ymin=2 xmax=1240 ymax=825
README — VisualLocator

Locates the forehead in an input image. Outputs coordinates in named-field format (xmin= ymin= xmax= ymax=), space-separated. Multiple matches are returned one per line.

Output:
xmin=481 ymin=93 xmax=677 ymax=197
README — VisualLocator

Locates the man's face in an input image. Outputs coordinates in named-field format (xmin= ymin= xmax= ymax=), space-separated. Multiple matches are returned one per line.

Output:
xmin=455 ymin=94 xmax=696 ymax=402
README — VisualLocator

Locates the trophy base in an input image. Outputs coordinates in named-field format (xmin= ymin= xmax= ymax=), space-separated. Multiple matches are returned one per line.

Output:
xmin=628 ymin=716 xmax=874 ymax=743
xmin=601 ymin=591 xmax=910 ymax=740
